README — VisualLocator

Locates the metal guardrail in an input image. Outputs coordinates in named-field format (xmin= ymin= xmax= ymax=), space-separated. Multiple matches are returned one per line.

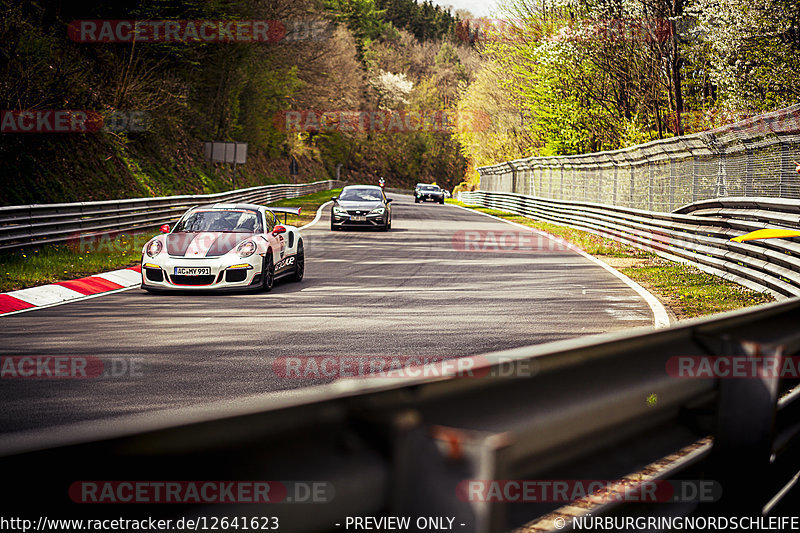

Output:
xmin=458 ymin=191 xmax=800 ymax=300
xmin=385 ymin=187 xmax=414 ymax=195
xmin=1 ymin=299 xmax=799 ymax=531
xmin=0 ymin=180 xmax=345 ymax=251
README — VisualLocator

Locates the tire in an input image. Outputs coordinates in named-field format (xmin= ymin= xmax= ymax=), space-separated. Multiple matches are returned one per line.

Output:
xmin=330 ymin=222 xmax=339 ymax=231
xmin=261 ymin=253 xmax=275 ymax=292
xmin=291 ymin=240 xmax=305 ymax=282
xmin=439 ymin=199 xmax=444 ymax=204
xmin=414 ymin=198 xmax=420 ymax=203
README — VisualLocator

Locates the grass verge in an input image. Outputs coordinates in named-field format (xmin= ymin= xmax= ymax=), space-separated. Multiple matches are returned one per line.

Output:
xmin=0 ymin=188 xmax=341 ymax=293
xmin=447 ymin=199 xmax=774 ymax=319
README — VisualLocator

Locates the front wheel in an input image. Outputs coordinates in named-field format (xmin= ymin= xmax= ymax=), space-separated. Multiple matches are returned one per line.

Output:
xmin=291 ymin=241 xmax=305 ymax=282
xmin=261 ymin=254 xmax=275 ymax=292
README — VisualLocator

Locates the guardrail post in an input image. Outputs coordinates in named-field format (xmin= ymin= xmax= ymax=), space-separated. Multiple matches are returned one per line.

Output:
xmin=703 ymin=337 xmax=781 ymax=515
xmin=744 ymin=148 xmax=754 ymax=197
xmin=779 ymin=140 xmax=793 ymax=198
xmin=392 ymin=414 xmax=515 ymax=533
xmin=583 ymin=167 xmax=588 ymax=201
xmin=630 ymin=163 xmax=635 ymax=207
xmin=595 ymin=165 xmax=601 ymax=202
xmin=613 ymin=163 xmax=618 ymax=205
xmin=692 ymin=155 xmax=700 ymax=202
xmin=669 ymin=158 xmax=676 ymax=211
xmin=648 ymin=160 xmax=654 ymax=211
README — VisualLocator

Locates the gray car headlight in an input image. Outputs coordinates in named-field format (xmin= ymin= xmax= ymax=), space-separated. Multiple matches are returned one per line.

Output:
xmin=145 ymin=240 xmax=163 ymax=258
xmin=236 ymin=240 xmax=257 ymax=258
xmin=333 ymin=206 xmax=348 ymax=215
xmin=370 ymin=207 xmax=386 ymax=215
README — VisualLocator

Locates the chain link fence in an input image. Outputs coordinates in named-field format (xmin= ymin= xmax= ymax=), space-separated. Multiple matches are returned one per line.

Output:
xmin=477 ymin=104 xmax=800 ymax=212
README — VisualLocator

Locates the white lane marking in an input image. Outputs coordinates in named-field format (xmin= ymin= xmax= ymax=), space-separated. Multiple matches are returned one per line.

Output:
xmin=447 ymin=202 xmax=671 ymax=329
xmin=298 ymin=201 xmax=332 ymax=231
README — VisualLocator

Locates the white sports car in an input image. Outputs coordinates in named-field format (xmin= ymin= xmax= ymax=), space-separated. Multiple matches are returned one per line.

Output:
xmin=141 ymin=203 xmax=304 ymax=292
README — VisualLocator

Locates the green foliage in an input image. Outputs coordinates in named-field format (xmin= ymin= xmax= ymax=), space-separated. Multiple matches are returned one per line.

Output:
xmin=0 ymin=0 xmax=472 ymax=204
xmin=450 ymin=0 xmax=800 ymax=175
xmin=375 ymin=0 xmax=458 ymax=41
xmin=324 ymin=0 xmax=395 ymax=58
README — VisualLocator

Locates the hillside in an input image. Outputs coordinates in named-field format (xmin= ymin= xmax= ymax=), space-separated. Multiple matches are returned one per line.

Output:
xmin=0 ymin=0 xmax=476 ymax=205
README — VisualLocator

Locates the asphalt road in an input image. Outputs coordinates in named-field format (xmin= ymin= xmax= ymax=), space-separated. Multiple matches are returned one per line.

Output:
xmin=0 ymin=194 xmax=655 ymax=433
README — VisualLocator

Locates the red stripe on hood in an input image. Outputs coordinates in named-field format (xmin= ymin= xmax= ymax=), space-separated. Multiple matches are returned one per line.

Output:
xmin=166 ymin=232 xmax=254 ymax=257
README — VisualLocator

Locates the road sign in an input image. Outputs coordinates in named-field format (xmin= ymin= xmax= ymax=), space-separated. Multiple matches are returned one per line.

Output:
xmin=204 ymin=142 xmax=247 ymax=164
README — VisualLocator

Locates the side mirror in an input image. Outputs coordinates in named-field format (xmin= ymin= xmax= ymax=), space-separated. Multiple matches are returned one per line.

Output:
xmin=272 ymin=225 xmax=287 ymax=235
xmin=331 ymin=196 xmax=338 ymax=201
xmin=386 ymin=198 xmax=393 ymax=203
xmin=160 ymin=224 xmax=170 ymax=233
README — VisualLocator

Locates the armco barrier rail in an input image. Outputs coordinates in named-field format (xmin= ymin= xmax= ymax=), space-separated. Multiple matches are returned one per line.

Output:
xmin=458 ymin=191 xmax=800 ymax=300
xmin=1 ymin=300 xmax=800 ymax=531
xmin=0 ymin=180 xmax=345 ymax=251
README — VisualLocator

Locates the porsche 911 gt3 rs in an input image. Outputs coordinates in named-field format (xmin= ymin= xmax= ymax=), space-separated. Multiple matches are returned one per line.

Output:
xmin=141 ymin=203 xmax=304 ymax=292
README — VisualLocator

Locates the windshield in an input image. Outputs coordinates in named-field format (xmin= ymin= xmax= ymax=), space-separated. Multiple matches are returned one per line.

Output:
xmin=339 ymin=188 xmax=384 ymax=202
xmin=421 ymin=186 xmax=440 ymax=191
xmin=173 ymin=210 xmax=262 ymax=233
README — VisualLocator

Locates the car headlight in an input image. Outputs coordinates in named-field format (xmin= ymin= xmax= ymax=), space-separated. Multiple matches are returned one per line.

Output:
xmin=370 ymin=207 xmax=386 ymax=215
xmin=145 ymin=240 xmax=162 ymax=258
xmin=236 ymin=240 xmax=257 ymax=258
xmin=333 ymin=205 xmax=348 ymax=215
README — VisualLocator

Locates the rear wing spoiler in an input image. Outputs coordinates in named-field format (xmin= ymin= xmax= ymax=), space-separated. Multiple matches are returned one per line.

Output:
xmin=268 ymin=207 xmax=302 ymax=224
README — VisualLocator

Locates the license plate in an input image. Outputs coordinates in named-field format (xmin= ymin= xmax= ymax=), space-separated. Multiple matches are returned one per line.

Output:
xmin=174 ymin=267 xmax=211 ymax=276
xmin=352 ymin=215 xmax=367 ymax=221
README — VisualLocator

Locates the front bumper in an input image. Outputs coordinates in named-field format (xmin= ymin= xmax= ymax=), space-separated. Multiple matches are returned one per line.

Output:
xmin=416 ymin=193 xmax=444 ymax=202
xmin=331 ymin=212 xmax=388 ymax=228
xmin=140 ymin=254 xmax=264 ymax=291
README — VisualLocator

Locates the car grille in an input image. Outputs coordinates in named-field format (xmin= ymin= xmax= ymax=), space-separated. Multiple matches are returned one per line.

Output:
xmin=225 ymin=269 xmax=248 ymax=283
xmin=144 ymin=267 xmax=164 ymax=282
xmin=170 ymin=274 xmax=215 ymax=286
xmin=347 ymin=210 xmax=369 ymax=215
